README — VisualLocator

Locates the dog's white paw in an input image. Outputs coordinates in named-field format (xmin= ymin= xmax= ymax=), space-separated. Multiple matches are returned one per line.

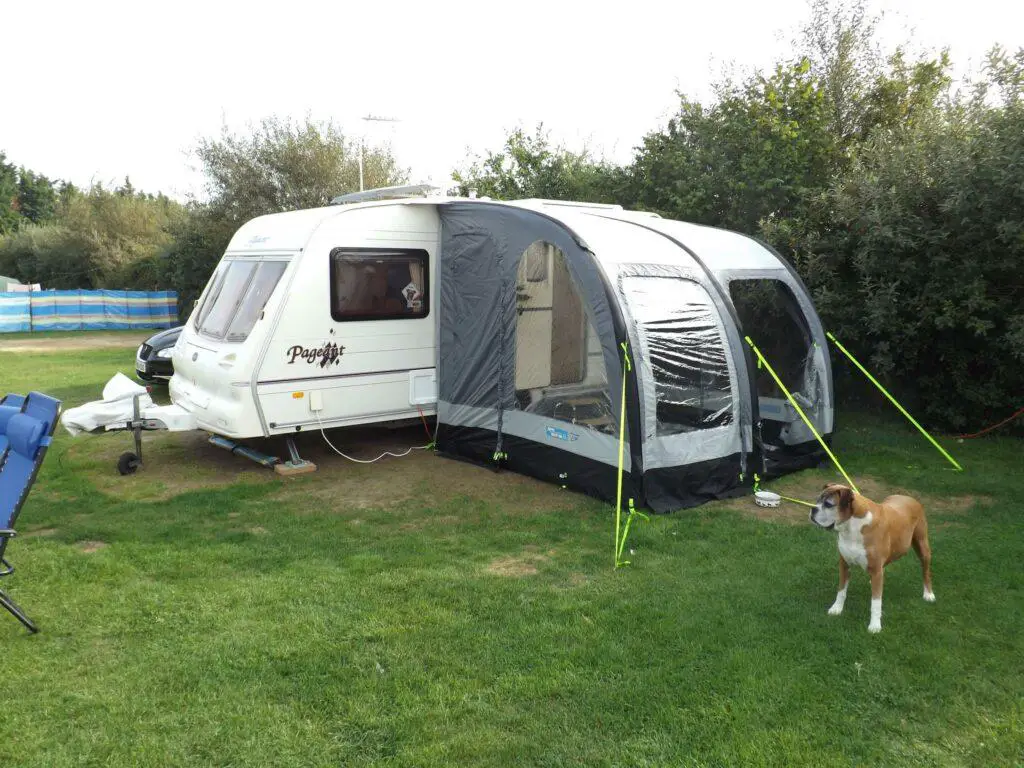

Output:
xmin=923 ymin=589 xmax=936 ymax=603
xmin=868 ymin=621 xmax=882 ymax=633
xmin=827 ymin=602 xmax=844 ymax=616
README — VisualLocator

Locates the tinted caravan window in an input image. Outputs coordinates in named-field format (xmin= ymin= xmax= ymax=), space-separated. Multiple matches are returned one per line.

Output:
xmin=330 ymin=248 xmax=429 ymax=321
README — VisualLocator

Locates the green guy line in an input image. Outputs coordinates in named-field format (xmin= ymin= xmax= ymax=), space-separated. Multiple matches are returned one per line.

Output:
xmin=614 ymin=343 xmax=632 ymax=568
xmin=826 ymin=332 xmax=963 ymax=472
xmin=778 ymin=494 xmax=816 ymax=508
xmin=745 ymin=336 xmax=859 ymax=494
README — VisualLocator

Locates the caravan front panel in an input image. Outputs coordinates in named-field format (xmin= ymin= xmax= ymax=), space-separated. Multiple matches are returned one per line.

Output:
xmin=170 ymin=254 xmax=293 ymax=437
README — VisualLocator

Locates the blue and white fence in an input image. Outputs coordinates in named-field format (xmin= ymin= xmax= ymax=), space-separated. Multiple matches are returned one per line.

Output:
xmin=0 ymin=290 xmax=177 ymax=333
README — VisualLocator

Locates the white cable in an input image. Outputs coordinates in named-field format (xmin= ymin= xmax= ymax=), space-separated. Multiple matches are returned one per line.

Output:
xmin=315 ymin=413 xmax=430 ymax=464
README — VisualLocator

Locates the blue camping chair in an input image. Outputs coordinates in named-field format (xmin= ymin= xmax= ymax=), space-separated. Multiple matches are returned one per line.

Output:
xmin=0 ymin=391 xmax=62 ymax=633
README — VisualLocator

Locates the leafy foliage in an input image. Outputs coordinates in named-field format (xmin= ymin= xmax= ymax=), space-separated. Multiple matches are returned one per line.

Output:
xmin=0 ymin=152 xmax=23 ymax=235
xmin=0 ymin=184 xmax=184 ymax=289
xmin=453 ymin=125 xmax=620 ymax=203
xmin=806 ymin=49 xmax=1024 ymax=429
xmin=628 ymin=58 xmax=837 ymax=232
xmin=195 ymin=115 xmax=406 ymax=222
xmin=16 ymin=168 xmax=58 ymax=224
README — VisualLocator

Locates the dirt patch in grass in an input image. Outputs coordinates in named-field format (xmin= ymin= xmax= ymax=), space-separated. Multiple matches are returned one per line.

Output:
xmin=564 ymin=572 xmax=589 ymax=588
xmin=746 ymin=502 xmax=810 ymax=525
xmin=0 ymin=332 xmax=152 ymax=353
xmin=76 ymin=540 xmax=108 ymax=553
xmin=736 ymin=472 xmax=993 ymax=525
xmin=934 ymin=494 xmax=994 ymax=514
xmin=486 ymin=555 xmax=541 ymax=577
xmin=399 ymin=515 xmax=460 ymax=532
xmin=68 ymin=430 xmax=278 ymax=502
xmin=63 ymin=423 xmax=581 ymax=515
xmin=33 ymin=487 xmax=79 ymax=503
xmin=270 ymin=426 xmax=584 ymax=519
xmin=485 ymin=547 xmax=554 ymax=577
xmin=21 ymin=527 xmax=59 ymax=538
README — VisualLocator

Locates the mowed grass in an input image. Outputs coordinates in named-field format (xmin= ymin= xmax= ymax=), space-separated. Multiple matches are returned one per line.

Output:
xmin=1 ymin=340 xmax=1022 ymax=766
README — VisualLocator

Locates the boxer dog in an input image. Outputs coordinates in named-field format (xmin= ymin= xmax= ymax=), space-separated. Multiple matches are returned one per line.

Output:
xmin=810 ymin=483 xmax=934 ymax=633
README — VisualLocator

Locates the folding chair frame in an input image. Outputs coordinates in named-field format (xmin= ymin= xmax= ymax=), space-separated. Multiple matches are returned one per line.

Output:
xmin=0 ymin=392 xmax=61 ymax=634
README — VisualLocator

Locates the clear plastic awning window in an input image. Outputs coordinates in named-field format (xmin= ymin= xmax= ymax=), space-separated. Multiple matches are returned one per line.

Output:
xmin=621 ymin=276 xmax=734 ymax=435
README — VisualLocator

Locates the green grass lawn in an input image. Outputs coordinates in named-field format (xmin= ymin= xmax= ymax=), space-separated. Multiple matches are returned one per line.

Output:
xmin=1 ymin=340 xmax=1022 ymax=766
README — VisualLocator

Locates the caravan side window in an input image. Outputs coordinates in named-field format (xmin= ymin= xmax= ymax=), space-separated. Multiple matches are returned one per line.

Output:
xmin=329 ymin=248 xmax=429 ymax=321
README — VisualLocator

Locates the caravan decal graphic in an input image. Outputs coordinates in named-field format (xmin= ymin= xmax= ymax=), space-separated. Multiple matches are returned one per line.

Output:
xmin=545 ymin=426 xmax=579 ymax=442
xmin=286 ymin=342 xmax=346 ymax=368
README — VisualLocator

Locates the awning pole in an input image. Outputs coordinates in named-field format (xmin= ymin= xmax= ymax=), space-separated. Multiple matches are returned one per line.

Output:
xmin=614 ymin=342 xmax=632 ymax=567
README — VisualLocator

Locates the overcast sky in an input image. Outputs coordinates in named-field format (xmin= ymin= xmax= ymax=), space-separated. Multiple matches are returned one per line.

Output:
xmin=4 ymin=0 xmax=1022 ymax=201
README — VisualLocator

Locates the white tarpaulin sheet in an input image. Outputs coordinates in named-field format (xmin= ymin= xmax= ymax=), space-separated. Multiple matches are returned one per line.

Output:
xmin=61 ymin=373 xmax=153 ymax=435
xmin=61 ymin=373 xmax=199 ymax=436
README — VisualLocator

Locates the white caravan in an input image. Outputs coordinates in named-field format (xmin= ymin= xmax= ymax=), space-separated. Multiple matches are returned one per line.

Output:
xmin=170 ymin=194 xmax=443 ymax=440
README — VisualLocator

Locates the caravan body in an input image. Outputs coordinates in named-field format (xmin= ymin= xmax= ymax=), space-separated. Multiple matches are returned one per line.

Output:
xmin=169 ymin=196 xmax=834 ymax=511
xmin=170 ymin=204 xmax=442 ymax=439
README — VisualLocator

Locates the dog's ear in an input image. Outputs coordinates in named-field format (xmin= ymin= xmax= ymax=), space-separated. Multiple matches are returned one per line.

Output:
xmin=837 ymin=487 xmax=855 ymax=522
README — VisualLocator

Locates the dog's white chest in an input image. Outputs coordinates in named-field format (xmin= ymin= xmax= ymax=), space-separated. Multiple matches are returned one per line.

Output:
xmin=837 ymin=512 xmax=873 ymax=570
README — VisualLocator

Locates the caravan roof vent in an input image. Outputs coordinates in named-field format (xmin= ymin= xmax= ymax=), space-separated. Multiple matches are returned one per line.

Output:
xmin=330 ymin=184 xmax=442 ymax=205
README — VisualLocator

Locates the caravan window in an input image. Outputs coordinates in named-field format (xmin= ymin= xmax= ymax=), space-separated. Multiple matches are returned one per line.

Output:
xmin=192 ymin=266 xmax=227 ymax=332
xmin=621 ymin=276 xmax=734 ymax=434
xmin=226 ymin=261 xmax=288 ymax=341
xmin=196 ymin=260 xmax=288 ymax=342
xmin=330 ymin=248 xmax=429 ymax=321
xmin=197 ymin=261 xmax=256 ymax=340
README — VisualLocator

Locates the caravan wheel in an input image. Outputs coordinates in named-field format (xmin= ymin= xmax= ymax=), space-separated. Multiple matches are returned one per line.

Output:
xmin=117 ymin=452 xmax=141 ymax=475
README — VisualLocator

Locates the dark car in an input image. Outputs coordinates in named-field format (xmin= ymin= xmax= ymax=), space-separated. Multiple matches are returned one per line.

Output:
xmin=135 ymin=326 xmax=182 ymax=383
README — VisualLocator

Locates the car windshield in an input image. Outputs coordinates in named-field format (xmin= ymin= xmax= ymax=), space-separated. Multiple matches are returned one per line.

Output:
xmin=196 ymin=259 xmax=288 ymax=342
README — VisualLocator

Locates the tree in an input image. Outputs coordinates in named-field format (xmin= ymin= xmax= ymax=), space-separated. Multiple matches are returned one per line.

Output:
xmin=453 ymin=124 xmax=619 ymax=203
xmin=0 ymin=152 xmax=19 ymax=235
xmin=116 ymin=176 xmax=136 ymax=198
xmin=627 ymin=58 xmax=836 ymax=232
xmin=194 ymin=115 xmax=406 ymax=225
xmin=16 ymin=168 xmax=57 ymax=224
xmin=794 ymin=0 xmax=883 ymax=146
xmin=0 ymin=182 xmax=185 ymax=289
xmin=812 ymin=47 xmax=1024 ymax=429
